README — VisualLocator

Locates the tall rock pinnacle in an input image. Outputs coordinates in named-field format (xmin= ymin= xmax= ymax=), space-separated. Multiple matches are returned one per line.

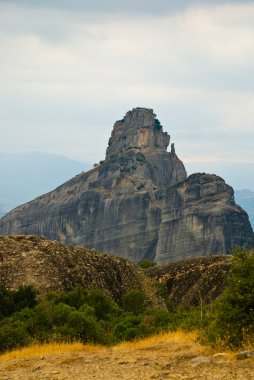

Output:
xmin=106 ymin=108 xmax=170 ymax=159
xmin=0 ymin=108 xmax=253 ymax=263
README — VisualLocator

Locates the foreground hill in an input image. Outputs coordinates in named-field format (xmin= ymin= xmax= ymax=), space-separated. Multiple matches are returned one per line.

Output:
xmin=0 ymin=235 xmax=159 ymax=307
xmin=0 ymin=108 xmax=253 ymax=264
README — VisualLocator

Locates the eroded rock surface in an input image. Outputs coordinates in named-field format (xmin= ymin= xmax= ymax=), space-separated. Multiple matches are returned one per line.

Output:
xmin=146 ymin=255 xmax=232 ymax=307
xmin=0 ymin=107 xmax=253 ymax=263
xmin=0 ymin=235 xmax=160 ymax=306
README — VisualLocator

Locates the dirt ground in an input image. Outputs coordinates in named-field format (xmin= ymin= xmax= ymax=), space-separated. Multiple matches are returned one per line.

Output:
xmin=1 ymin=333 xmax=254 ymax=380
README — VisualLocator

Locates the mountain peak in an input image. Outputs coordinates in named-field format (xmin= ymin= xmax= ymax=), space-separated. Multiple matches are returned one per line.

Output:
xmin=105 ymin=108 xmax=170 ymax=160
xmin=0 ymin=108 xmax=253 ymax=264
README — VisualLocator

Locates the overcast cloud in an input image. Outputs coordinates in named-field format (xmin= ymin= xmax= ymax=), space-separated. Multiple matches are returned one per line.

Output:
xmin=0 ymin=0 xmax=254 ymax=176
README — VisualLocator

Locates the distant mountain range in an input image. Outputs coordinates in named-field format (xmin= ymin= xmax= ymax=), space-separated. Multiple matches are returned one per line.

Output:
xmin=234 ymin=190 xmax=254 ymax=229
xmin=0 ymin=152 xmax=253 ymax=230
xmin=0 ymin=152 xmax=89 ymax=216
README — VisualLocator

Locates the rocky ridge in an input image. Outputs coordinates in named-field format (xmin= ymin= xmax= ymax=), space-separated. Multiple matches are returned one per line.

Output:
xmin=0 ymin=108 xmax=253 ymax=263
xmin=0 ymin=235 xmax=160 ymax=307
xmin=0 ymin=235 xmax=241 ymax=310
xmin=146 ymin=255 xmax=232 ymax=307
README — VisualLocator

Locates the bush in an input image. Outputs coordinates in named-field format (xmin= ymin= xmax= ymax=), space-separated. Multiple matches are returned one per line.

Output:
xmin=114 ymin=313 xmax=141 ymax=341
xmin=139 ymin=259 xmax=156 ymax=269
xmin=201 ymin=248 xmax=254 ymax=348
xmin=67 ymin=310 xmax=104 ymax=343
xmin=85 ymin=289 xmax=115 ymax=320
xmin=154 ymin=118 xmax=162 ymax=130
xmin=50 ymin=286 xmax=88 ymax=309
xmin=1 ymin=283 xmax=213 ymax=353
xmin=122 ymin=290 xmax=146 ymax=315
xmin=0 ymin=320 xmax=31 ymax=353
xmin=0 ymin=284 xmax=37 ymax=318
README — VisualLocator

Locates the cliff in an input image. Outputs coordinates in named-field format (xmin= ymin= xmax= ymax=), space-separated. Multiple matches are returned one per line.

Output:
xmin=0 ymin=108 xmax=253 ymax=263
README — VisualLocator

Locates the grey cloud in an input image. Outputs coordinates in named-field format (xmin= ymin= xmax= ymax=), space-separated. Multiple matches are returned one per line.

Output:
xmin=2 ymin=0 xmax=253 ymax=14
xmin=0 ymin=0 xmax=253 ymax=173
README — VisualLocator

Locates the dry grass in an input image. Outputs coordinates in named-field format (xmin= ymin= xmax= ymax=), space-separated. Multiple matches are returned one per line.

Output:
xmin=114 ymin=330 xmax=199 ymax=350
xmin=0 ymin=331 xmax=199 ymax=361
xmin=0 ymin=342 xmax=103 ymax=361
xmin=0 ymin=330 xmax=226 ymax=363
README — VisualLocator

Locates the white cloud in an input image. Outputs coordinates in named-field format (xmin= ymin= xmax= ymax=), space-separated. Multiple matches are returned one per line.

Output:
xmin=0 ymin=1 xmax=254 ymax=168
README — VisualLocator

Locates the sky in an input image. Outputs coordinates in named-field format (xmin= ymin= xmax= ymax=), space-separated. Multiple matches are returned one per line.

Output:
xmin=1 ymin=0 xmax=254 ymax=170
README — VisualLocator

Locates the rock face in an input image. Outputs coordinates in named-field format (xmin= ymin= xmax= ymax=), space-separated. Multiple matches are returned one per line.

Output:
xmin=0 ymin=107 xmax=253 ymax=263
xmin=155 ymin=173 xmax=254 ymax=263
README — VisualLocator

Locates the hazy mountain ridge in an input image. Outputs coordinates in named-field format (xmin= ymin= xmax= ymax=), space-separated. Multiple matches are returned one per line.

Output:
xmin=0 ymin=152 xmax=90 ymax=214
xmin=235 ymin=189 xmax=254 ymax=228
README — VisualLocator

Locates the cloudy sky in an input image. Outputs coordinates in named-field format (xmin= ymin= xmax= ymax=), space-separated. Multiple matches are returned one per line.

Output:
xmin=1 ymin=0 xmax=254 ymax=171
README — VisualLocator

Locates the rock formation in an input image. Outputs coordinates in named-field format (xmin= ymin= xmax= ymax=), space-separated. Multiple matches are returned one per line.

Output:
xmin=146 ymin=255 xmax=232 ymax=307
xmin=0 ymin=235 xmax=160 ymax=306
xmin=0 ymin=107 xmax=253 ymax=263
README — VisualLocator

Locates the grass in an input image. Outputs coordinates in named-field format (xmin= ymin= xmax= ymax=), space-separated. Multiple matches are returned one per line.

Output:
xmin=114 ymin=330 xmax=200 ymax=350
xmin=0 ymin=331 xmax=204 ymax=361
xmin=0 ymin=342 xmax=103 ymax=361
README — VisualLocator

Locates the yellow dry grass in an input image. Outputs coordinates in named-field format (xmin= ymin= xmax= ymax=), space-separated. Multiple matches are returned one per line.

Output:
xmin=0 ymin=342 xmax=103 ymax=361
xmin=0 ymin=330 xmax=202 ymax=362
xmin=114 ymin=330 xmax=199 ymax=350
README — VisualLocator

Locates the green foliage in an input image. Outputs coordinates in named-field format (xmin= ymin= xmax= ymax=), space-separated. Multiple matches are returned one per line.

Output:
xmin=138 ymin=259 xmax=156 ymax=269
xmin=122 ymin=290 xmax=146 ymax=315
xmin=114 ymin=313 xmax=141 ymax=341
xmin=6 ymin=267 xmax=254 ymax=354
xmin=0 ymin=284 xmax=37 ymax=318
xmin=201 ymin=248 xmax=254 ymax=348
xmin=0 ymin=320 xmax=31 ymax=353
xmin=85 ymin=289 xmax=116 ymax=320
xmin=0 ymin=282 xmax=210 ymax=354
xmin=154 ymin=118 xmax=162 ymax=130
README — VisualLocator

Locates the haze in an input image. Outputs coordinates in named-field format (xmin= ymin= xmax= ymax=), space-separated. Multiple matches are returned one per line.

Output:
xmin=0 ymin=0 xmax=253 ymax=171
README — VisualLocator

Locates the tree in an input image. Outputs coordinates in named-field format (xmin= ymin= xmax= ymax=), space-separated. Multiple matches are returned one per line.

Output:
xmin=203 ymin=248 xmax=254 ymax=348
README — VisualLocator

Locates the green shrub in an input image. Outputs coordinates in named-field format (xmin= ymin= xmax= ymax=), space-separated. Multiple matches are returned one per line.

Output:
xmin=154 ymin=118 xmax=162 ymax=130
xmin=85 ymin=289 xmax=115 ymax=320
xmin=0 ymin=320 xmax=31 ymax=353
xmin=48 ymin=286 xmax=88 ymax=309
xmin=0 ymin=284 xmax=37 ymax=318
xmin=67 ymin=310 xmax=104 ymax=343
xmin=201 ymin=248 xmax=254 ymax=348
xmin=139 ymin=259 xmax=156 ymax=269
xmin=114 ymin=313 xmax=141 ymax=341
xmin=122 ymin=290 xmax=146 ymax=315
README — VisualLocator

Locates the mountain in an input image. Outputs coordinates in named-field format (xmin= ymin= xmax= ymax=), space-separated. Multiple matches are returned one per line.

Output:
xmin=0 ymin=108 xmax=253 ymax=263
xmin=0 ymin=152 xmax=89 ymax=214
xmin=235 ymin=189 xmax=254 ymax=229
